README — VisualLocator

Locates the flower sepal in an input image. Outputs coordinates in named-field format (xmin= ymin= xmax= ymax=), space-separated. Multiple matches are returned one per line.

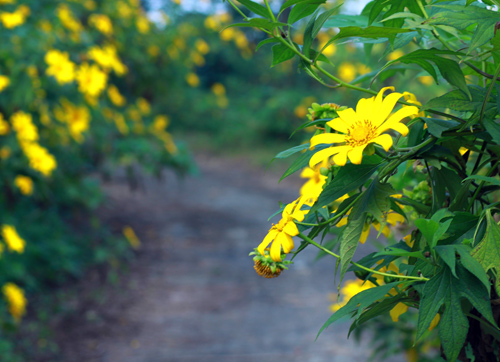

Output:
xmin=250 ymin=248 xmax=292 ymax=278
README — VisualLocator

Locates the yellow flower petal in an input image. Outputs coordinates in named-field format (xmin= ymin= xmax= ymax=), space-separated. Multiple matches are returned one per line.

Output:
xmin=355 ymin=97 xmax=375 ymax=122
xmin=390 ymin=302 xmax=409 ymax=322
xmin=372 ymin=134 xmax=393 ymax=151
xmin=332 ymin=146 xmax=350 ymax=166
xmin=387 ymin=212 xmax=405 ymax=225
xmin=279 ymin=232 xmax=295 ymax=254
xmin=270 ymin=234 xmax=283 ymax=261
xmin=334 ymin=108 xmax=358 ymax=132
xmin=283 ymin=221 xmax=299 ymax=236
xmin=257 ymin=229 xmax=278 ymax=255
xmin=429 ymin=313 xmax=440 ymax=331
xmin=378 ymin=106 xmax=419 ymax=135
xmin=309 ymin=147 xmax=340 ymax=168
xmin=310 ymin=133 xmax=346 ymax=147
xmin=347 ymin=144 xmax=368 ymax=164
xmin=360 ymin=224 xmax=371 ymax=244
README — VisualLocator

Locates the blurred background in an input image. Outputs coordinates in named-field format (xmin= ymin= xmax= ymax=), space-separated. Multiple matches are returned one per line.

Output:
xmin=0 ymin=0 xmax=446 ymax=361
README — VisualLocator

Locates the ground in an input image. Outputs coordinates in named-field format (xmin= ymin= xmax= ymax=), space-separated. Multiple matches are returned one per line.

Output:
xmin=52 ymin=153 xmax=397 ymax=362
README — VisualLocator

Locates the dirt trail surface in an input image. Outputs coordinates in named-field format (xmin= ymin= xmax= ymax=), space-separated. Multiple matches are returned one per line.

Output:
xmin=57 ymin=154 xmax=385 ymax=362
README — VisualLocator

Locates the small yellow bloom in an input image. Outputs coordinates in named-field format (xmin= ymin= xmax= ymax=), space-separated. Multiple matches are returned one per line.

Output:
xmin=0 ymin=75 xmax=10 ymax=92
xmin=390 ymin=302 xmax=409 ymax=322
xmin=0 ymin=113 xmax=10 ymax=135
xmin=14 ymin=175 xmax=33 ymax=195
xmin=2 ymin=225 xmax=25 ymax=253
xmin=387 ymin=49 xmax=404 ymax=61
xmin=88 ymin=14 xmax=113 ymax=35
xmin=54 ymin=100 xmax=91 ymax=142
xmin=211 ymin=83 xmax=225 ymax=96
xmin=76 ymin=63 xmax=108 ymax=97
xmin=21 ymin=142 xmax=57 ymax=176
xmin=123 ymin=226 xmax=140 ymax=249
xmin=186 ymin=72 xmax=200 ymax=87
xmin=0 ymin=8 xmax=27 ymax=29
xmin=2 ymin=283 xmax=27 ymax=322
xmin=151 ymin=115 xmax=170 ymax=132
xmin=418 ymin=76 xmax=434 ymax=86
xmin=136 ymin=98 xmax=151 ymax=115
xmin=11 ymin=111 xmax=38 ymax=143
xmin=56 ymin=4 xmax=82 ymax=32
xmin=258 ymin=199 xmax=307 ymax=262
xmin=0 ymin=146 xmax=10 ymax=159
xmin=338 ymin=62 xmax=356 ymax=83
xmin=45 ymin=50 xmax=76 ymax=85
xmin=195 ymin=39 xmax=210 ymax=54
xmin=330 ymin=279 xmax=375 ymax=312
xmin=107 ymin=85 xmax=126 ymax=107
xmin=309 ymin=87 xmax=418 ymax=166
xmin=136 ymin=15 xmax=150 ymax=34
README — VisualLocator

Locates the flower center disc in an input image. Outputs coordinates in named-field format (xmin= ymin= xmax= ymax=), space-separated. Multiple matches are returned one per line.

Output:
xmin=351 ymin=126 xmax=369 ymax=142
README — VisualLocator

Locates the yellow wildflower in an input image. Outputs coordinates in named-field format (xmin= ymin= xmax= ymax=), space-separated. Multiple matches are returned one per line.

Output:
xmin=318 ymin=32 xmax=336 ymax=57
xmin=0 ymin=7 xmax=26 ymax=29
xmin=107 ymin=85 xmax=126 ymax=107
xmin=45 ymin=50 xmax=76 ymax=85
xmin=123 ymin=226 xmax=140 ymax=249
xmin=151 ymin=115 xmax=170 ymax=132
xmin=2 ymin=225 xmax=25 ymax=253
xmin=14 ymin=175 xmax=33 ymax=195
xmin=56 ymin=4 xmax=82 ymax=32
xmin=2 ymin=283 xmax=27 ymax=322
xmin=136 ymin=15 xmax=150 ymax=34
xmin=84 ymin=0 xmax=97 ymax=10
xmin=76 ymin=63 xmax=108 ymax=97
xmin=258 ymin=199 xmax=307 ymax=262
xmin=54 ymin=100 xmax=91 ymax=142
xmin=186 ymin=72 xmax=200 ymax=87
xmin=300 ymin=164 xmax=328 ymax=202
xmin=0 ymin=147 xmax=10 ymax=159
xmin=309 ymin=87 xmax=418 ymax=166
xmin=0 ymin=113 xmax=9 ymax=135
xmin=330 ymin=278 xmax=375 ymax=312
xmin=387 ymin=49 xmax=404 ymax=61
xmin=0 ymin=75 xmax=10 ymax=92
xmin=337 ymin=212 xmax=405 ymax=244
xmin=21 ymin=142 xmax=57 ymax=176
xmin=418 ymin=76 xmax=434 ymax=85
xmin=211 ymin=83 xmax=225 ymax=96
xmin=148 ymin=45 xmax=160 ymax=57
xmin=390 ymin=302 xmax=409 ymax=322
xmin=88 ymin=14 xmax=113 ymax=35
xmin=114 ymin=114 xmax=129 ymax=135
xmin=402 ymin=92 xmax=425 ymax=118
xmin=136 ymin=98 xmax=151 ymax=115
xmin=11 ymin=111 xmax=38 ymax=143
xmin=195 ymin=39 xmax=210 ymax=55
xmin=87 ymin=45 xmax=127 ymax=75
xmin=338 ymin=62 xmax=356 ymax=83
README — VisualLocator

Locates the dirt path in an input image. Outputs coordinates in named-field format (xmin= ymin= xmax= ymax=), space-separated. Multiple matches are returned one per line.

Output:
xmin=57 ymin=154 xmax=384 ymax=362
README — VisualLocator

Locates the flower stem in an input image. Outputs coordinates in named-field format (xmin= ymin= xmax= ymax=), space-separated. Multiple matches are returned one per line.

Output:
xmin=298 ymin=232 xmax=429 ymax=281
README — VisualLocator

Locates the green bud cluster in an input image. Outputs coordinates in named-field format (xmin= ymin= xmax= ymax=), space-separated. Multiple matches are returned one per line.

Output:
xmin=307 ymin=102 xmax=346 ymax=122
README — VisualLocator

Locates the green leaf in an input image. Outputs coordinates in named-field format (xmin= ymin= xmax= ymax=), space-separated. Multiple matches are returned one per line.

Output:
xmin=423 ymin=85 xmax=494 ymax=113
xmin=256 ymin=38 xmax=279 ymax=51
xmin=393 ymin=196 xmax=430 ymax=215
xmin=339 ymin=215 xmax=366 ymax=284
xmin=429 ymin=167 xmax=462 ymax=213
xmin=324 ymin=14 xmax=369 ymax=28
xmin=290 ymin=118 xmax=331 ymax=138
xmin=311 ymin=5 xmax=342 ymax=39
xmin=271 ymin=43 xmax=296 ymax=66
xmin=483 ymin=118 xmax=500 ymax=146
xmin=471 ymin=209 xmax=500 ymax=296
xmin=417 ymin=265 xmax=495 ymax=361
xmin=236 ymin=0 xmax=271 ymax=19
xmin=415 ymin=215 xmax=452 ymax=249
xmin=464 ymin=175 xmax=500 ymax=187
xmin=375 ymin=247 xmax=426 ymax=260
xmin=350 ymin=179 xmax=394 ymax=221
xmin=424 ymin=118 xmax=461 ymax=138
xmin=288 ymin=2 xmax=323 ymax=24
xmin=310 ymin=163 xmax=380 ymax=213
xmin=317 ymin=281 xmax=402 ymax=338
xmin=279 ymin=0 xmax=326 ymax=13
xmin=328 ymin=25 xmax=411 ymax=43
xmin=279 ymin=144 xmax=329 ymax=181
xmin=273 ymin=143 xmax=311 ymax=159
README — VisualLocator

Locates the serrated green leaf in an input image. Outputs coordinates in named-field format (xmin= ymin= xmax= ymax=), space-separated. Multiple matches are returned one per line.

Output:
xmin=423 ymin=85 xmax=494 ymax=113
xmin=424 ymin=118 xmax=461 ymax=138
xmin=350 ymin=178 xmax=394 ymax=221
xmin=483 ymin=118 xmax=500 ymax=146
xmin=274 ymin=143 xmax=311 ymax=159
xmin=271 ymin=43 xmax=296 ymax=66
xmin=310 ymin=163 xmax=380 ymax=213
xmin=471 ymin=209 xmax=500 ymax=296
xmin=236 ymin=0 xmax=271 ymax=18
xmin=317 ymin=281 xmax=402 ymax=338
xmin=463 ymin=175 xmax=500 ymax=187
xmin=339 ymin=215 xmax=366 ymax=284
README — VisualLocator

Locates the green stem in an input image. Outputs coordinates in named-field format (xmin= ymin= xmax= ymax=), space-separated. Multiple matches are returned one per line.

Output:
xmin=480 ymin=63 xmax=500 ymax=124
xmin=226 ymin=0 xmax=249 ymax=21
xmin=467 ymin=159 xmax=500 ymax=212
xmin=295 ymin=193 xmax=362 ymax=227
xmin=298 ymin=232 xmax=429 ymax=281
xmin=263 ymin=0 xmax=277 ymax=23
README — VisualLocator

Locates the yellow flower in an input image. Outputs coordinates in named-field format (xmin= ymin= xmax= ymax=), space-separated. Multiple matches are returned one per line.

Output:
xmin=21 ymin=142 xmax=57 ymax=176
xmin=195 ymin=39 xmax=210 ymax=55
xmin=0 ymin=147 xmax=10 ymax=159
xmin=88 ymin=14 xmax=113 ymax=35
xmin=76 ymin=63 xmax=108 ymax=97
xmin=337 ymin=212 xmax=405 ymax=244
xmin=402 ymin=92 xmax=425 ymax=118
xmin=258 ymin=199 xmax=306 ymax=262
xmin=390 ymin=302 xmax=409 ymax=322
xmin=14 ymin=175 xmax=33 ymax=195
xmin=387 ymin=49 xmax=404 ymax=61
xmin=123 ymin=226 xmax=140 ymax=249
xmin=45 ymin=50 xmax=75 ymax=85
xmin=186 ymin=72 xmax=200 ymax=87
xmin=300 ymin=164 xmax=328 ymax=202
xmin=56 ymin=4 xmax=82 ymax=32
xmin=2 ymin=225 xmax=25 ymax=253
xmin=136 ymin=15 xmax=150 ymax=34
xmin=87 ymin=45 xmax=127 ymax=75
xmin=338 ymin=62 xmax=357 ymax=83
xmin=309 ymin=87 xmax=418 ymax=167
xmin=54 ymin=100 xmax=91 ymax=142
xmin=0 ymin=8 xmax=26 ymax=29
xmin=151 ymin=115 xmax=170 ymax=132
xmin=148 ymin=45 xmax=160 ymax=57
xmin=0 ymin=75 xmax=10 ymax=92
xmin=330 ymin=278 xmax=375 ymax=312
xmin=11 ymin=111 xmax=38 ymax=143
xmin=211 ymin=83 xmax=225 ymax=96
xmin=418 ymin=75 xmax=434 ymax=85
xmin=136 ymin=98 xmax=151 ymax=115
xmin=317 ymin=32 xmax=336 ymax=57
xmin=2 ymin=283 xmax=27 ymax=322
xmin=0 ymin=113 xmax=9 ymax=135
xmin=107 ymin=85 xmax=126 ymax=107
xmin=429 ymin=313 xmax=440 ymax=331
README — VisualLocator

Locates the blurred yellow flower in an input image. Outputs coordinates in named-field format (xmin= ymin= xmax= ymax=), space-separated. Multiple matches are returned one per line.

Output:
xmin=220 ymin=27 xmax=234 ymax=41
xmin=88 ymin=14 xmax=113 ymax=35
xmin=0 ymin=0 xmax=15 ymax=4
xmin=88 ymin=45 xmax=127 ymax=75
xmin=22 ymin=142 xmax=57 ymax=176
xmin=114 ymin=114 xmax=129 ymax=135
xmin=317 ymin=32 xmax=336 ymax=57
xmin=390 ymin=302 xmax=409 ymax=322
xmin=294 ymin=105 xmax=307 ymax=118
xmin=2 ymin=283 xmax=27 ymax=322
xmin=387 ymin=49 xmax=404 ymax=61
xmin=402 ymin=92 xmax=425 ymax=118
xmin=357 ymin=64 xmax=371 ymax=74
xmin=11 ymin=111 xmax=38 ymax=143
xmin=0 ymin=147 xmax=10 ymax=159
xmin=186 ymin=72 xmax=200 ymax=87
xmin=84 ymin=0 xmax=97 ymax=10
xmin=191 ymin=52 xmax=205 ymax=67
xmin=136 ymin=15 xmax=150 ymax=34
xmin=56 ymin=4 xmax=82 ymax=33
xmin=123 ymin=226 xmax=141 ymax=249
xmin=136 ymin=98 xmax=151 ymax=115
xmin=14 ymin=175 xmax=33 ymax=196
xmin=338 ymin=62 xmax=357 ymax=83
xmin=418 ymin=75 xmax=434 ymax=85
xmin=45 ymin=50 xmax=76 ymax=85
xmin=151 ymin=115 xmax=170 ymax=132
xmin=148 ymin=45 xmax=160 ymax=57
xmin=76 ymin=63 xmax=108 ymax=97
xmin=195 ymin=39 xmax=210 ymax=55
xmin=107 ymin=85 xmax=126 ymax=107
xmin=54 ymin=100 xmax=91 ymax=143
xmin=2 ymin=225 xmax=25 ymax=253
xmin=330 ymin=278 xmax=375 ymax=312
xmin=0 ymin=114 xmax=9 ymax=135
xmin=211 ymin=83 xmax=226 ymax=96
xmin=0 ymin=7 xmax=27 ymax=29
